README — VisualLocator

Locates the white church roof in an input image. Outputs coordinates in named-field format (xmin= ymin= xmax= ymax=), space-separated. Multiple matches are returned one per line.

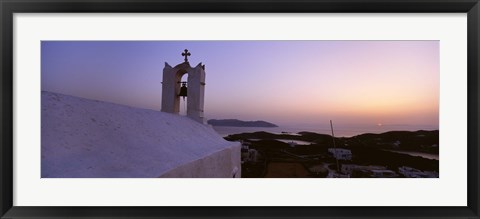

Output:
xmin=41 ymin=91 xmax=237 ymax=178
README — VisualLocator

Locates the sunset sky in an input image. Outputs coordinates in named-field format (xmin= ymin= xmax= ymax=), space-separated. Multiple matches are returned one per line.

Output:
xmin=41 ymin=41 xmax=439 ymax=128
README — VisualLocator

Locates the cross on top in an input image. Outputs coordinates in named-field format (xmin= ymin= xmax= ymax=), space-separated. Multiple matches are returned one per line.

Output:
xmin=182 ymin=49 xmax=191 ymax=62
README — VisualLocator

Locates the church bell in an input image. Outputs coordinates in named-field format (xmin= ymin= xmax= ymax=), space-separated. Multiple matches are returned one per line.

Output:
xmin=178 ymin=81 xmax=187 ymax=100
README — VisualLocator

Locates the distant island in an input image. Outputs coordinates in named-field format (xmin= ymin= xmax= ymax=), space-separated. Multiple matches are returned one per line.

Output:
xmin=207 ymin=119 xmax=278 ymax=127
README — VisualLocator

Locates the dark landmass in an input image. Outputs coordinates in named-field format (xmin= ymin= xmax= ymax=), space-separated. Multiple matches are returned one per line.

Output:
xmin=227 ymin=130 xmax=439 ymax=178
xmin=354 ymin=130 xmax=439 ymax=153
xmin=226 ymin=130 xmax=439 ymax=153
xmin=207 ymin=119 xmax=278 ymax=127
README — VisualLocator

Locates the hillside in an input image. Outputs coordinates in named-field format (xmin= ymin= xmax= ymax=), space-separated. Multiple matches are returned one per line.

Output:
xmin=226 ymin=130 xmax=438 ymax=153
xmin=228 ymin=130 xmax=439 ymax=177
xmin=353 ymin=130 xmax=439 ymax=153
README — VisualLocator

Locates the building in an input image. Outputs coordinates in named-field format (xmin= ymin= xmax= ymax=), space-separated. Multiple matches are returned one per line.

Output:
xmin=370 ymin=170 xmax=398 ymax=178
xmin=398 ymin=166 xmax=439 ymax=178
xmin=340 ymin=164 xmax=395 ymax=177
xmin=328 ymin=148 xmax=352 ymax=160
xmin=41 ymin=91 xmax=241 ymax=178
xmin=341 ymin=164 xmax=386 ymax=175
xmin=41 ymin=51 xmax=241 ymax=178
xmin=241 ymin=144 xmax=259 ymax=163
xmin=392 ymin=140 xmax=401 ymax=148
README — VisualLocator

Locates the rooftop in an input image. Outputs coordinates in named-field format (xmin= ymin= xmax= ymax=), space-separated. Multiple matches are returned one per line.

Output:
xmin=41 ymin=91 xmax=237 ymax=178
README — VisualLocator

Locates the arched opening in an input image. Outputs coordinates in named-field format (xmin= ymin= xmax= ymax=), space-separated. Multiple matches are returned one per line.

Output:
xmin=178 ymin=73 xmax=188 ymax=115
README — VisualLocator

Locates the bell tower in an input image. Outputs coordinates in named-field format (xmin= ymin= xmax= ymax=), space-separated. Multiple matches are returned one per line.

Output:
xmin=161 ymin=49 xmax=206 ymax=124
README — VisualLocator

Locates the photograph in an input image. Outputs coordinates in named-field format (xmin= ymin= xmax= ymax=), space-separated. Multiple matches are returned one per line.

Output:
xmin=41 ymin=40 xmax=440 ymax=178
xmin=2 ymin=0 xmax=478 ymax=217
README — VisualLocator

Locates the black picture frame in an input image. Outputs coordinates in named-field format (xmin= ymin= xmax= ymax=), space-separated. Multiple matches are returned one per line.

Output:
xmin=1 ymin=0 xmax=479 ymax=218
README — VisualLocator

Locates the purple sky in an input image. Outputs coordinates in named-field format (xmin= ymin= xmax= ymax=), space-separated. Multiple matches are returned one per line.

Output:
xmin=41 ymin=41 xmax=439 ymax=127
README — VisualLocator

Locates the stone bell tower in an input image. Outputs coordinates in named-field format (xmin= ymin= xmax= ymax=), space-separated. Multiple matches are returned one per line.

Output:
xmin=161 ymin=49 xmax=206 ymax=124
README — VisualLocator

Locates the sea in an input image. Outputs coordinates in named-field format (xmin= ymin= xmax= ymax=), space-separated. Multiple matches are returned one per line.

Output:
xmin=212 ymin=123 xmax=438 ymax=138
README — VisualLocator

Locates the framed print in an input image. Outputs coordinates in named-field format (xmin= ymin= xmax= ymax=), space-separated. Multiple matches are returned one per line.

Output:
xmin=1 ymin=0 xmax=479 ymax=218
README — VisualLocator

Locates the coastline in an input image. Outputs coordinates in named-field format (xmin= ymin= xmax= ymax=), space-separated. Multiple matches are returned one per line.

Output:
xmin=384 ymin=149 xmax=439 ymax=160
xmin=212 ymin=124 xmax=439 ymax=138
